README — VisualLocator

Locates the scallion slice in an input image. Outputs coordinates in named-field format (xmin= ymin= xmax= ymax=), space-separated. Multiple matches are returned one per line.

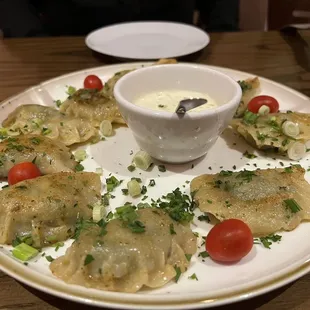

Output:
xmin=95 ymin=167 xmax=103 ymax=175
xmin=284 ymin=199 xmax=302 ymax=213
xmin=12 ymin=243 xmax=38 ymax=261
xmin=282 ymin=121 xmax=300 ymax=138
xmin=258 ymin=105 xmax=270 ymax=115
xmin=100 ymin=120 xmax=113 ymax=137
xmin=132 ymin=150 xmax=153 ymax=171
xmin=74 ymin=149 xmax=87 ymax=162
xmin=287 ymin=141 xmax=306 ymax=160
xmin=92 ymin=202 xmax=106 ymax=222
xmin=127 ymin=179 xmax=141 ymax=197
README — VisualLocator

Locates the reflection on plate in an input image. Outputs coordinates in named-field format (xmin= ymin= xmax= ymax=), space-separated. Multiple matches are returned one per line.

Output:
xmin=0 ymin=62 xmax=310 ymax=310
xmin=85 ymin=22 xmax=210 ymax=59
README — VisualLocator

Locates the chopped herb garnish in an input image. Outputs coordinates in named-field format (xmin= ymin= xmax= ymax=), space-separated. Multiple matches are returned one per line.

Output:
xmin=282 ymin=138 xmax=290 ymax=147
xmin=197 ymin=214 xmax=210 ymax=222
xmin=16 ymin=185 xmax=27 ymax=190
xmin=141 ymin=185 xmax=147 ymax=195
xmin=127 ymin=220 xmax=145 ymax=233
xmin=55 ymin=100 xmax=62 ymax=108
xmin=188 ymin=273 xmax=198 ymax=281
xmin=185 ymin=254 xmax=192 ymax=261
xmin=284 ymin=167 xmax=293 ymax=173
xmin=243 ymin=111 xmax=259 ymax=125
xmin=131 ymin=177 xmax=142 ymax=183
xmin=236 ymin=169 xmax=256 ymax=182
xmin=169 ymin=223 xmax=176 ymax=235
xmin=158 ymin=165 xmax=166 ymax=172
xmin=66 ymin=85 xmax=77 ymax=96
xmin=207 ymin=200 xmax=212 ymax=204
xmin=106 ymin=176 xmax=121 ymax=192
xmin=41 ymin=127 xmax=52 ymax=135
xmin=122 ymin=188 xmax=129 ymax=195
xmin=238 ymin=80 xmax=252 ymax=92
xmin=127 ymin=165 xmax=136 ymax=172
xmin=53 ymin=242 xmax=64 ymax=251
xmin=174 ymin=265 xmax=182 ymax=283
xmin=219 ymin=170 xmax=233 ymax=176
xmin=198 ymin=251 xmax=209 ymax=258
xmin=75 ymin=163 xmax=84 ymax=172
xmin=243 ymin=150 xmax=257 ymax=159
xmin=32 ymin=156 xmax=37 ymax=164
xmin=30 ymin=137 xmax=40 ymax=145
xmin=84 ymin=254 xmax=95 ymax=266
xmin=45 ymin=255 xmax=55 ymax=262
xmin=284 ymin=199 xmax=302 ymax=213
xmin=256 ymin=234 xmax=282 ymax=249
xmin=257 ymin=132 xmax=269 ymax=141
xmin=149 ymin=179 xmax=156 ymax=187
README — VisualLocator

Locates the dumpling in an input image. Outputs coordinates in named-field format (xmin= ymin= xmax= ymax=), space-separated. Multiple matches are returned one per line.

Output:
xmin=59 ymin=89 xmax=125 ymax=127
xmin=0 ymin=135 xmax=77 ymax=177
xmin=190 ymin=166 xmax=310 ymax=236
xmin=0 ymin=172 xmax=101 ymax=248
xmin=234 ymin=77 xmax=260 ymax=117
xmin=50 ymin=207 xmax=197 ymax=293
xmin=231 ymin=111 xmax=310 ymax=155
xmin=2 ymin=104 xmax=98 ymax=146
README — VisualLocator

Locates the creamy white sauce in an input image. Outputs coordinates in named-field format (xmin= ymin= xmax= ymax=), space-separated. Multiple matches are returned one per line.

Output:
xmin=134 ymin=90 xmax=217 ymax=112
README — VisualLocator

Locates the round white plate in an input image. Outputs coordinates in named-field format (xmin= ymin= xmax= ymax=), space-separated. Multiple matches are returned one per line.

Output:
xmin=1 ymin=63 xmax=310 ymax=310
xmin=85 ymin=22 xmax=210 ymax=59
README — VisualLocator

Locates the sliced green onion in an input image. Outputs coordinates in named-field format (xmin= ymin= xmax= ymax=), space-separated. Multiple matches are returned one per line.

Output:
xmin=66 ymin=85 xmax=77 ymax=96
xmin=127 ymin=179 xmax=141 ymax=197
xmin=282 ymin=121 xmax=300 ymax=138
xmin=92 ymin=202 xmax=106 ymax=222
xmin=284 ymin=199 xmax=302 ymax=213
xmin=258 ymin=105 xmax=270 ymax=115
xmin=132 ymin=150 xmax=153 ymax=171
xmin=287 ymin=141 xmax=306 ymax=160
xmin=95 ymin=167 xmax=103 ymax=175
xmin=100 ymin=120 xmax=113 ymax=137
xmin=12 ymin=243 xmax=38 ymax=261
xmin=74 ymin=149 xmax=87 ymax=162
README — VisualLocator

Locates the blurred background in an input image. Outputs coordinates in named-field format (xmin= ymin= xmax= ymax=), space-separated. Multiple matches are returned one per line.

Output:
xmin=0 ymin=0 xmax=310 ymax=38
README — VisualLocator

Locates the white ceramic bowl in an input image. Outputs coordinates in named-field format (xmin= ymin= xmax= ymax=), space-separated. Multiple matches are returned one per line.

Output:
xmin=113 ymin=64 xmax=242 ymax=164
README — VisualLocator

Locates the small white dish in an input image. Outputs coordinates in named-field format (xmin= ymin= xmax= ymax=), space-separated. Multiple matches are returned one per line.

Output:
xmin=85 ymin=22 xmax=210 ymax=59
xmin=114 ymin=64 xmax=242 ymax=163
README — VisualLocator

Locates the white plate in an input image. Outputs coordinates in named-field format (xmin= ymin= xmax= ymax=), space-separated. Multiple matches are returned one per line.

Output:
xmin=1 ymin=63 xmax=310 ymax=310
xmin=85 ymin=22 xmax=210 ymax=59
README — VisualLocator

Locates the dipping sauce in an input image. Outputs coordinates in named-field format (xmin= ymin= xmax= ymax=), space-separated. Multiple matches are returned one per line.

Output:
xmin=134 ymin=90 xmax=218 ymax=112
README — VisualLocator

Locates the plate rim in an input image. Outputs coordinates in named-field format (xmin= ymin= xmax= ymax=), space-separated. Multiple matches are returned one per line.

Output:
xmin=1 ymin=62 xmax=310 ymax=309
xmin=84 ymin=21 xmax=210 ymax=60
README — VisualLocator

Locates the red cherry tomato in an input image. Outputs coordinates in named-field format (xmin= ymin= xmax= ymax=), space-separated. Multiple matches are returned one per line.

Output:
xmin=8 ymin=162 xmax=41 ymax=185
xmin=247 ymin=95 xmax=279 ymax=114
xmin=205 ymin=219 xmax=253 ymax=263
xmin=84 ymin=75 xmax=103 ymax=91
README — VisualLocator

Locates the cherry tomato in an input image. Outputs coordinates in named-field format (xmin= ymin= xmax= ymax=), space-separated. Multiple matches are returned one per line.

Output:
xmin=83 ymin=75 xmax=103 ymax=91
xmin=205 ymin=219 xmax=253 ymax=263
xmin=247 ymin=95 xmax=279 ymax=114
xmin=8 ymin=162 xmax=41 ymax=185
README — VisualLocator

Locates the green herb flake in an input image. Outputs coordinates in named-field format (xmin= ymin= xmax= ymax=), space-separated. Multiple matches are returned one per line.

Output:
xmin=122 ymin=188 xmax=129 ymax=195
xmin=84 ymin=254 xmax=95 ymax=266
xmin=158 ymin=165 xmax=166 ymax=172
xmin=284 ymin=199 xmax=302 ymax=213
xmin=198 ymin=251 xmax=209 ymax=258
xmin=243 ymin=150 xmax=257 ymax=159
xmin=141 ymin=185 xmax=147 ymax=195
xmin=127 ymin=220 xmax=145 ymax=233
xmin=66 ymin=85 xmax=77 ymax=96
xmin=219 ymin=170 xmax=233 ymax=177
xmin=185 ymin=254 xmax=192 ymax=262
xmin=197 ymin=215 xmax=210 ymax=222
xmin=41 ymin=127 xmax=52 ymax=135
xmin=127 ymin=165 xmax=136 ymax=172
xmin=169 ymin=223 xmax=176 ymax=235
xmin=53 ymin=242 xmax=64 ymax=251
xmin=75 ymin=163 xmax=84 ymax=172
xmin=174 ymin=265 xmax=182 ymax=283
xmin=282 ymin=138 xmax=290 ymax=147
xmin=106 ymin=176 xmax=121 ymax=192
xmin=243 ymin=111 xmax=259 ymax=125
xmin=207 ymin=200 xmax=212 ymax=204
xmin=284 ymin=167 xmax=293 ymax=173
xmin=237 ymin=80 xmax=252 ymax=92
xmin=55 ymin=100 xmax=62 ymax=108
xmin=30 ymin=137 xmax=41 ymax=145
xmin=149 ymin=179 xmax=156 ymax=187
xmin=256 ymin=234 xmax=282 ymax=249
xmin=45 ymin=255 xmax=55 ymax=262
xmin=188 ymin=273 xmax=198 ymax=281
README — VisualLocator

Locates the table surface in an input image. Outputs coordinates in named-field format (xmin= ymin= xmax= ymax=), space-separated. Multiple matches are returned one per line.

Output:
xmin=0 ymin=30 xmax=310 ymax=310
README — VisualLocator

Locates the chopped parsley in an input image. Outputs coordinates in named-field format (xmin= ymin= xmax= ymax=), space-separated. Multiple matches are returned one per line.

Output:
xmin=237 ymin=80 xmax=252 ymax=92
xmin=284 ymin=199 xmax=302 ymax=213
xmin=115 ymin=205 xmax=146 ymax=233
xmin=75 ymin=163 xmax=84 ymax=171
xmin=185 ymin=254 xmax=192 ymax=262
xmin=84 ymin=254 xmax=95 ymax=266
xmin=122 ymin=188 xmax=129 ymax=195
xmin=45 ymin=255 xmax=55 ymax=262
xmin=257 ymin=132 xmax=269 ymax=141
xmin=174 ymin=265 xmax=182 ymax=283
xmin=284 ymin=167 xmax=293 ymax=173
xmin=66 ymin=85 xmax=77 ymax=96
xmin=30 ymin=137 xmax=40 ymax=145
xmin=149 ymin=179 xmax=156 ymax=187
xmin=207 ymin=200 xmax=212 ymax=204
xmin=169 ymin=223 xmax=176 ymax=235
xmin=55 ymin=100 xmax=62 ymax=108
xmin=127 ymin=220 xmax=145 ymax=233
xmin=198 ymin=251 xmax=209 ymax=258
xmin=158 ymin=165 xmax=166 ymax=172
xmin=282 ymin=138 xmax=290 ymax=147
xmin=243 ymin=111 xmax=259 ymax=125
xmin=141 ymin=185 xmax=147 ymax=195
xmin=41 ymin=127 xmax=52 ymax=135
xmin=188 ymin=273 xmax=198 ymax=281
xmin=236 ymin=169 xmax=256 ymax=182
xmin=106 ymin=176 xmax=121 ymax=192
xmin=243 ymin=150 xmax=257 ymax=159
xmin=255 ymin=234 xmax=282 ymax=249
xmin=197 ymin=214 xmax=210 ymax=222
xmin=53 ymin=242 xmax=64 ymax=251
xmin=219 ymin=170 xmax=233 ymax=176
xmin=127 ymin=165 xmax=136 ymax=172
